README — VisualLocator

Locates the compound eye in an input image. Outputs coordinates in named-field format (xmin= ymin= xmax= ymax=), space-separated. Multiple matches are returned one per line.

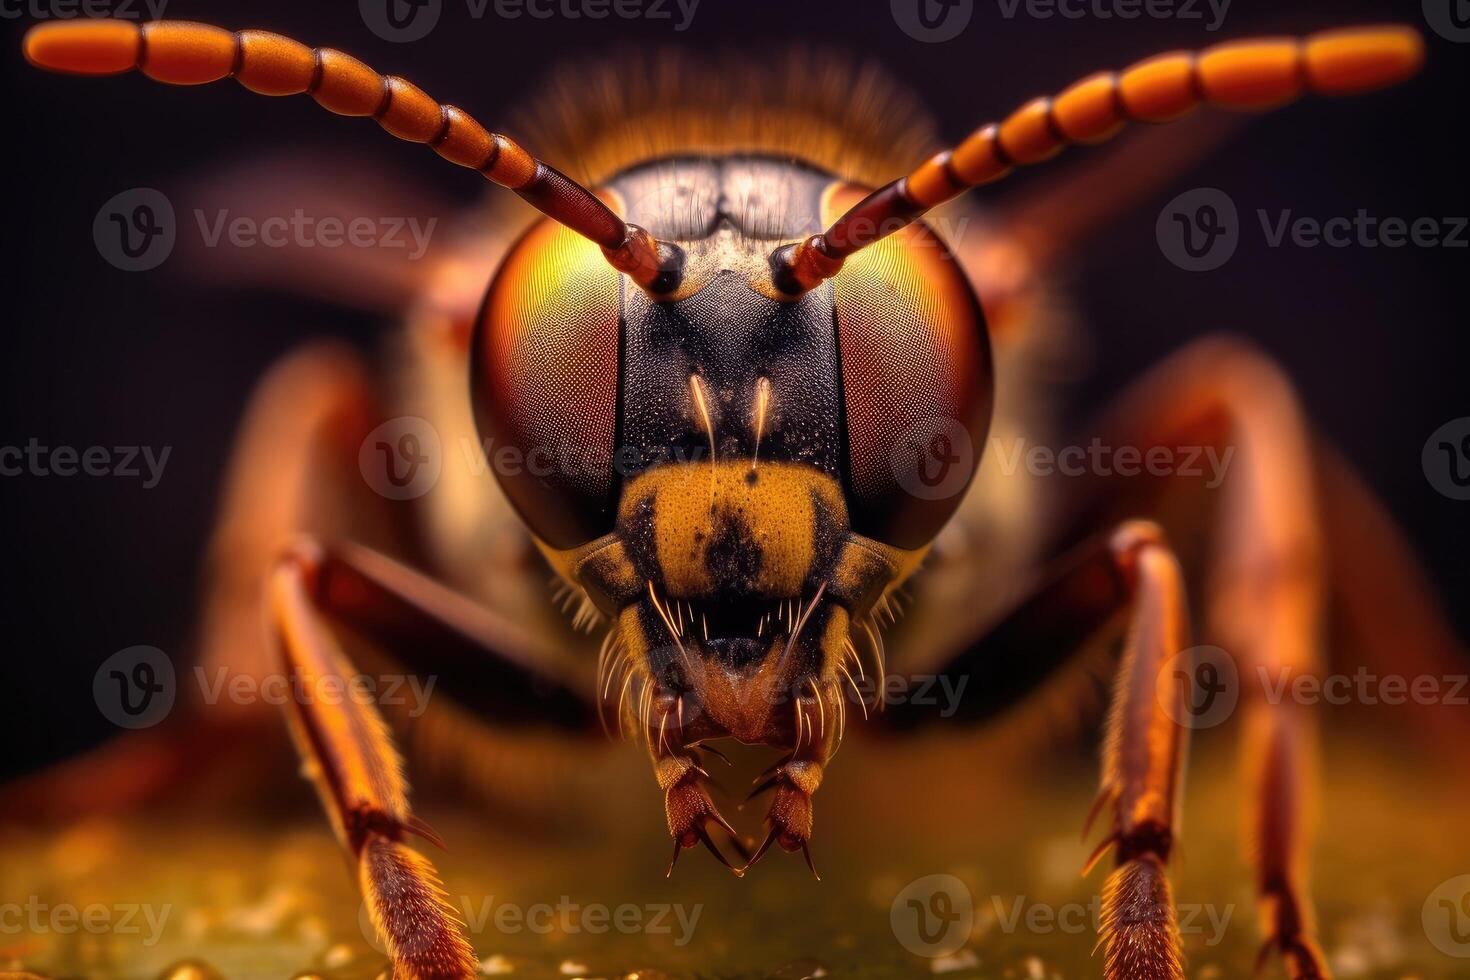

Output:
xmin=832 ymin=199 xmax=993 ymax=550
xmin=471 ymin=216 xmax=621 ymax=548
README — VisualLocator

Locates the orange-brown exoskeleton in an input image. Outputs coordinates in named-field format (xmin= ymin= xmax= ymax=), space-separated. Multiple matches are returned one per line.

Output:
xmin=18 ymin=16 xmax=1456 ymax=980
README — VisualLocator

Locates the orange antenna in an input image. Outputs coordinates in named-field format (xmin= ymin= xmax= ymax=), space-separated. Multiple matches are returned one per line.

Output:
xmin=771 ymin=25 xmax=1425 ymax=296
xmin=23 ymin=19 xmax=678 ymax=293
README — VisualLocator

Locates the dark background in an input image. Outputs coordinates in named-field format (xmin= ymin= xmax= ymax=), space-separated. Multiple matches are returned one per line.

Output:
xmin=1 ymin=0 xmax=1465 ymax=779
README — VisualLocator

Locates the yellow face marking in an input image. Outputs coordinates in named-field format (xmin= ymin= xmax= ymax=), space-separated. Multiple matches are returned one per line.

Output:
xmin=619 ymin=461 xmax=847 ymax=598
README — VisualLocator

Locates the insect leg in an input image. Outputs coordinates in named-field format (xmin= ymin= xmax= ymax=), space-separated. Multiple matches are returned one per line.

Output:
xmin=1069 ymin=336 xmax=1336 ymax=977
xmin=1091 ymin=524 xmax=1192 ymax=980
xmin=278 ymin=537 xmax=597 ymax=729
xmin=267 ymin=534 xmax=601 ymax=978
xmin=1316 ymin=444 xmax=1470 ymax=751
xmin=1074 ymin=331 xmax=1470 ymax=970
xmin=886 ymin=521 xmax=1193 ymax=978
xmin=968 ymin=331 xmax=1470 ymax=976
xmin=269 ymin=540 xmax=467 ymax=980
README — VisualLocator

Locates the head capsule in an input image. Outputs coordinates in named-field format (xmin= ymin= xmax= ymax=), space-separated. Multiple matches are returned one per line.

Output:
xmin=470 ymin=154 xmax=992 ymax=745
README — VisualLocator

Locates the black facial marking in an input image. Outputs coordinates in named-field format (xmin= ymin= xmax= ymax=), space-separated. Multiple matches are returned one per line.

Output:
xmin=617 ymin=273 xmax=842 ymax=481
xmin=622 ymin=492 xmax=660 ymax=585
xmin=808 ymin=487 xmax=846 ymax=590
xmin=607 ymin=156 xmax=843 ymax=484
xmin=705 ymin=509 xmax=763 ymax=594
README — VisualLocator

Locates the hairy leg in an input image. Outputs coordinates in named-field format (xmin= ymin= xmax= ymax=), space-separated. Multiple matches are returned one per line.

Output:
xmin=882 ymin=521 xmax=1193 ymax=980
xmin=1071 ymin=335 xmax=1334 ymax=976
xmin=270 ymin=540 xmax=474 ymax=980
xmin=269 ymin=536 xmax=597 ymax=978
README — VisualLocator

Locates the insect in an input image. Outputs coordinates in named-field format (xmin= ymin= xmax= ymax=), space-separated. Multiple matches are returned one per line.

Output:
xmin=17 ymin=14 xmax=1455 ymax=980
